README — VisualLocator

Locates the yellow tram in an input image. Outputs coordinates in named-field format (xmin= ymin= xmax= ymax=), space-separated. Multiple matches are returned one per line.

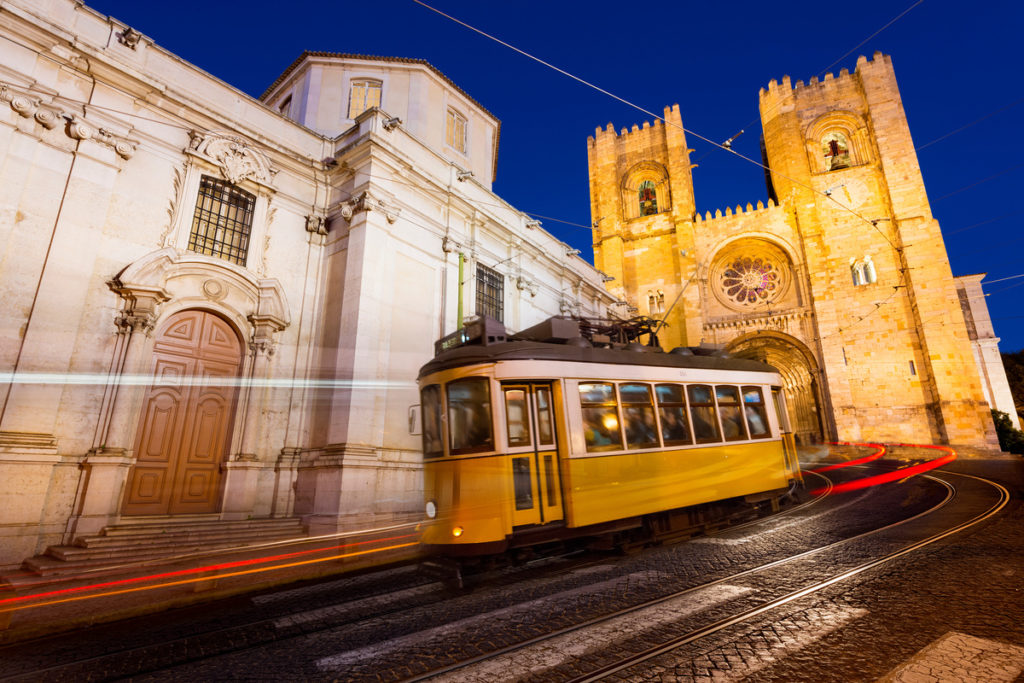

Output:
xmin=418 ymin=317 xmax=802 ymax=556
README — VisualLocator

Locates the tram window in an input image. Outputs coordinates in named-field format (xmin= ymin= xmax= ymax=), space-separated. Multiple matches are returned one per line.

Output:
xmin=421 ymin=384 xmax=444 ymax=458
xmin=655 ymin=384 xmax=692 ymax=446
xmin=579 ymin=382 xmax=624 ymax=452
xmin=535 ymin=386 xmax=554 ymax=446
xmin=620 ymin=383 xmax=659 ymax=450
xmin=512 ymin=457 xmax=534 ymax=510
xmin=742 ymin=386 xmax=771 ymax=437
xmin=447 ymin=378 xmax=494 ymax=455
xmin=716 ymin=385 xmax=749 ymax=441
xmin=504 ymin=388 xmax=530 ymax=447
xmin=687 ymin=384 xmax=721 ymax=444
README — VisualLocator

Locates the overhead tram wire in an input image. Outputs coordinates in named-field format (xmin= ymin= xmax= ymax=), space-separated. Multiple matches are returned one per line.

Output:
xmin=694 ymin=0 xmax=926 ymax=163
xmin=411 ymin=0 xmax=900 ymax=254
xmin=411 ymin=0 xmax=925 ymax=343
xmin=933 ymin=162 xmax=1024 ymax=202
xmin=411 ymin=0 xmax=1010 ymax=349
xmin=916 ymin=97 xmax=1024 ymax=151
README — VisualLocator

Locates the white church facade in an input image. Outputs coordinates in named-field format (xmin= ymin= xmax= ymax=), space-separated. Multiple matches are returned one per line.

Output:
xmin=0 ymin=0 xmax=615 ymax=568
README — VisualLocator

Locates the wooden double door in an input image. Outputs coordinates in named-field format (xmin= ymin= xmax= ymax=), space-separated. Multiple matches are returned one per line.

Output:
xmin=122 ymin=310 xmax=243 ymax=516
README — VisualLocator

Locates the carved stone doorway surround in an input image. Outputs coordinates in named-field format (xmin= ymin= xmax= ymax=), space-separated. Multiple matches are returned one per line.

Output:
xmin=66 ymin=248 xmax=289 ymax=539
xmin=727 ymin=331 xmax=828 ymax=445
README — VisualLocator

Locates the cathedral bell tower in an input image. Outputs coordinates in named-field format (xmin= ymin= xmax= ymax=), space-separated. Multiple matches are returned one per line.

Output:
xmin=758 ymin=52 xmax=996 ymax=446
xmin=587 ymin=105 xmax=700 ymax=349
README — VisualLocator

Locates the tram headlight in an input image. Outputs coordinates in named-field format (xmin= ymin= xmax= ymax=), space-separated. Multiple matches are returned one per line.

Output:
xmin=425 ymin=500 xmax=437 ymax=519
xmin=452 ymin=526 xmax=464 ymax=538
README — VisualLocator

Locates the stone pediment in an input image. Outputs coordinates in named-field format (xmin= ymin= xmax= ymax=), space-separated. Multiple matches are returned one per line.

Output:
xmin=186 ymin=131 xmax=277 ymax=189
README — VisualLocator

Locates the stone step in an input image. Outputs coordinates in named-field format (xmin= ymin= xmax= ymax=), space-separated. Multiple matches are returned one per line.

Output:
xmin=58 ymin=530 xmax=302 ymax=560
xmin=12 ymin=518 xmax=308 ymax=581
xmin=98 ymin=518 xmax=302 ymax=537
xmin=77 ymin=522 xmax=304 ymax=548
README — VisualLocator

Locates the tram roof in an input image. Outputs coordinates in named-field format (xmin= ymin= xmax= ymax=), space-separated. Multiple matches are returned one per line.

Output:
xmin=418 ymin=339 xmax=779 ymax=378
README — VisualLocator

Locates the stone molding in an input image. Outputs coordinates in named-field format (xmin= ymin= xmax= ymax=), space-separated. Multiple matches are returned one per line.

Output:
xmin=186 ymin=130 xmax=277 ymax=189
xmin=111 ymin=247 xmax=291 ymax=335
xmin=0 ymin=81 xmax=137 ymax=159
xmin=704 ymin=308 xmax=813 ymax=336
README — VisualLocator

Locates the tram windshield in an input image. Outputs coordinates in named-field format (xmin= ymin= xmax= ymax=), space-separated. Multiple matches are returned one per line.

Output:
xmin=447 ymin=378 xmax=494 ymax=455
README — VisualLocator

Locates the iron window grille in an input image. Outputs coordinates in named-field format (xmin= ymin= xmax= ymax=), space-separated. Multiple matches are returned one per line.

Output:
xmin=188 ymin=175 xmax=255 ymax=266
xmin=476 ymin=264 xmax=504 ymax=322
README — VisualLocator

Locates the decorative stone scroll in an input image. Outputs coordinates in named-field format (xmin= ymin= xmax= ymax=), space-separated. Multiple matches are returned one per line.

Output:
xmin=305 ymin=214 xmax=328 ymax=236
xmin=338 ymin=191 xmax=400 ymax=224
xmin=0 ymin=82 xmax=137 ymax=159
xmin=187 ymin=131 xmax=276 ymax=188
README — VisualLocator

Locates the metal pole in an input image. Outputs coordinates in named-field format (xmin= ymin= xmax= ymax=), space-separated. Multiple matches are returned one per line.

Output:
xmin=457 ymin=252 xmax=465 ymax=330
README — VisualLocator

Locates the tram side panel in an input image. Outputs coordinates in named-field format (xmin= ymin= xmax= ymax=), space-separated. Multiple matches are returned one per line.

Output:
xmin=422 ymin=455 xmax=514 ymax=549
xmin=559 ymin=378 xmax=790 ymax=529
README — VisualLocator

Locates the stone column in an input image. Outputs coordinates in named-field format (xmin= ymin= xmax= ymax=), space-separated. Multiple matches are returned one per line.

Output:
xmin=221 ymin=317 xmax=283 ymax=520
xmin=66 ymin=288 xmax=167 ymax=539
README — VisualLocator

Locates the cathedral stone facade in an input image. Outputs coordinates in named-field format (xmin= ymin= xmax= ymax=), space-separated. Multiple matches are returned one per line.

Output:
xmin=589 ymin=53 xmax=1003 ymax=448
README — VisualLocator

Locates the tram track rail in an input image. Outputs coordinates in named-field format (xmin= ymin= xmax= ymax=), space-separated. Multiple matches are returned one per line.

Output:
xmin=0 ymin=457 xmax=987 ymax=683
xmin=401 ymin=468 xmax=1008 ymax=682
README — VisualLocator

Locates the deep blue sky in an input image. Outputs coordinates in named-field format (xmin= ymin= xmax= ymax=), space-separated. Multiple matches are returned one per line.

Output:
xmin=85 ymin=0 xmax=1024 ymax=350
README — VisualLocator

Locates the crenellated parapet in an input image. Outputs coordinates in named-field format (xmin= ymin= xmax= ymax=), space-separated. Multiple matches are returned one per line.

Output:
xmin=694 ymin=198 xmax=782 ymax=228
xmin=758 ymin=52 xmax=894 ymax=125
xmin=587 ymin=104 xmax=680 ymax=148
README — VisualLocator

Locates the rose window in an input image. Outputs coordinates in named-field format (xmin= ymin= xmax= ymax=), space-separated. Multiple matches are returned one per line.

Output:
xmin=721 ymin=256 xmax=779 ymax=305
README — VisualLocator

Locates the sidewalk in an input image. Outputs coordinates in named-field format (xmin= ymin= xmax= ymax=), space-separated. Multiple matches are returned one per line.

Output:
xmin=0 ymin=521 xmax=425 ymax=644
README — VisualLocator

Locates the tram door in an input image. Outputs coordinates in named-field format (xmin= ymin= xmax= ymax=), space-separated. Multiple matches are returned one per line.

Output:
xmin=502 ymin=383 xmax=564 ymax=527
xmin=772 ymin=387 xmax=802 ymax=482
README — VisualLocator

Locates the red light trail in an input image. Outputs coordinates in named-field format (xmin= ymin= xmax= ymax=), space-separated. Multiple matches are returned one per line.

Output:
xmin=0 ymin=533 xmax=419 ymax=613
xmin=810 ymin=442 xmax=887 ymax=473
xmin=810 ymin=444 xmax=957 ymax=496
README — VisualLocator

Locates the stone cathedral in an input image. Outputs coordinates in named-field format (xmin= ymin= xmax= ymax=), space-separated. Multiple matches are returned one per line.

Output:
xmin=588 ymin=53 xmax=1000 ymax=449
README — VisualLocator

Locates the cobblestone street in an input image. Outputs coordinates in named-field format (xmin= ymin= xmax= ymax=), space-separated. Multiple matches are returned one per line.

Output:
xmin=2 ymin=451 xmax=1021 ymax=682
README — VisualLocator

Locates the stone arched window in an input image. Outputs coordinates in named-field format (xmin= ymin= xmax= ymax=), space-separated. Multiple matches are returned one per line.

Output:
xmin=639 ymin=180 xmax=658 ymax=216
xmin=805 ymin=112 xmax=870 ymax=174
xmin=850 ymin=255 xmax=877 ymax=286
xmin=621 ymin=162 xmax=671 ymax=220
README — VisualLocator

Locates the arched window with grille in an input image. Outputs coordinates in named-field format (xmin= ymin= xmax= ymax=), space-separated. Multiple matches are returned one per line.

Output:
xmin=639 ymin=180 xmax=658 ymax=216
xmin=622 ymin=162 xmax=671 ymax=220
xmin=822 ymin=131 xmax=851 ymax=170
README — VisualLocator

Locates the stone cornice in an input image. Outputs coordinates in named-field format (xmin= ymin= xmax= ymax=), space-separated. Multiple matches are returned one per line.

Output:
xmin=703 ymin=308 xmax=813 ymax=333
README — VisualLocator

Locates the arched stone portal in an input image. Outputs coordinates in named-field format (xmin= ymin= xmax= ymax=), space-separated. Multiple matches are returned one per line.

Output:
xmin=727 ymin=332 xmax=827 ymax=445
